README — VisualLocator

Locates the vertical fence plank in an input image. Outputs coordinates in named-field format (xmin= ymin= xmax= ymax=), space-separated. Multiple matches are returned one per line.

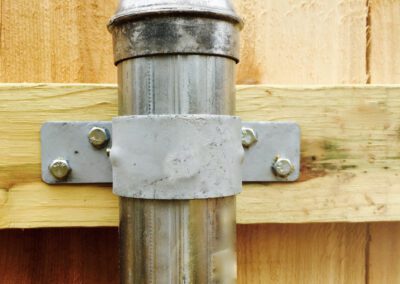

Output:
xmin=368 ymin=1 xmax=400 ymax=283
xmin=369 ymin=223 xmax=400 ymax=284
xmin=0 ymin=0 xmax=118 ymax=83
xmin=237 ymin=224 xmax=367 ymax=284
xmin=368 ymin=0 xmax=400 ymax=83
xmin=235 ymin=0 xmax=368 ymax=283
xmin=0 ymin=229 xmax=119 ymax=284
xmin=234 ymin=0 xmax=368 ymax=84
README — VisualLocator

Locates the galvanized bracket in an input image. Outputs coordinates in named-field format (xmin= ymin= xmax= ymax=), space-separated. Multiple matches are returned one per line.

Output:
xmin=41 ymin=120 xmax=301 ymax=184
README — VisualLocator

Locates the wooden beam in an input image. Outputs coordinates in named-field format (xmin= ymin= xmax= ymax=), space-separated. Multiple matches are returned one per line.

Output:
xmin=1 ymin=84 xmax=400 ymax=228
xmin=237 ymin=85 xmax=400 ymax=223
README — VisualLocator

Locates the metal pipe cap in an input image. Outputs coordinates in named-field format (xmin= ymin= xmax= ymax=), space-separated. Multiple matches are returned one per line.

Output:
xmin=109 ymin=0 xmax=242 ymax=26
xmin=108 ymin=0 xmax=243 ymax=64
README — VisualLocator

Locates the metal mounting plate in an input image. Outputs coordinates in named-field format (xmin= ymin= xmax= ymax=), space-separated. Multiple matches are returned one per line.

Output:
xmin=242 ymin=122 xmax=300 ymax=182
xmin=41 ymin=121 xmax=300 ymax=184
xmin=41 ymin=122 xmax=113 ymax=184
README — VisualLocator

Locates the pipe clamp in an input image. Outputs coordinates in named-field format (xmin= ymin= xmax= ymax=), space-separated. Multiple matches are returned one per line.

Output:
xmin=111 ymin=115 xmax=243 ymax=199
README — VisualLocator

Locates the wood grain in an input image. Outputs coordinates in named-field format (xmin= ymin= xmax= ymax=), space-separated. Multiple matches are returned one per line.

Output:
xmin=237 ymin=224 xmax=367 ymax=284
xmin=367 ymin=2 xmax=400 ymax=283
xmin=236 ymin=85 xmax=400 ymax=224
xmin=368 ymin=223 xmax=400 ymax=283
xmin=0 ymin=0 xmax=368 ymax=85
xmin=0 ymin=1 xmax=388 ymax=283
xmin=0 ymin=84 xmax=118 ymax=228
xmin=0 ymin=0 xmax=118 ymax=83
xmin=233 ymin=0 xmax=368 ymax=84
xmin=369 ymin=0 xmax=400 ymax=83
xmin=0 ymin=224 xmax=368 ymax=284
xmin=0 ymin=228 xmax=119 ymax=284
xmin=1 ymin=84 xmax=399 ymax=228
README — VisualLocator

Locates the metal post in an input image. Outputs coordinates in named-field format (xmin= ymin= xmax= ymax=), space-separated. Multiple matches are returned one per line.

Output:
xmin=109 ymin=2 xmax=242 ymax=283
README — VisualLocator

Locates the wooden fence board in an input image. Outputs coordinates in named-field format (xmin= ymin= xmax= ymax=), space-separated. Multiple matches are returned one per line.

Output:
xmin=237 ymin=224 xmax=367 ymax=284
xmin=367 ymin=1 xmax=400 ymax=283
xmin=233 ymin=0 xmax=367 ymax=84
xmin=369 ymin=223 xmax=400 ymax=284
xmin=369 ymin=0 xmax=400 ymax=83
xmin=0 ymin=0 xmax=367 ymax=85
xmin=1 ymin=84 xmax=399 ymax=228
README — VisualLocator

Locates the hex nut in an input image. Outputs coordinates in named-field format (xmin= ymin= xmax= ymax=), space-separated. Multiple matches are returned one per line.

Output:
xmin=272 ymin=158 xmax=294 ymax=178
xmin=88 ymin=127 xmax=110 ymax=149
xmin=49 ymin=159 xmax=71 ymax=180
xmin=241 ymin=127 xmax=258 ymax=148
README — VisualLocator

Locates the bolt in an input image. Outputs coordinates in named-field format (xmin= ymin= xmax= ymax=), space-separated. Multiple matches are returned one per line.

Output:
xmin=88 ymin=127 xmax=110 ymax=149
xmin=272 ymin=157 xmax=294 ymax=178
xmin=241 ymin=127 xmax=258 ymax=148
xmin=106 ymin=148 xmax=111 ymax=157
xmin=49 ymin=159 xmax=71 ymax=180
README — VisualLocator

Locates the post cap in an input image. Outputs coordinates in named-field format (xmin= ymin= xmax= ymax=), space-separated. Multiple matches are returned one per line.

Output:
xmin=109 ymin=0 xmax=242 ymax=26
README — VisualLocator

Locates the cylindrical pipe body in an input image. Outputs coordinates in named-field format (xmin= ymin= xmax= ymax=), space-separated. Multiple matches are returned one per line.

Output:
xmin=120 ymin=198 xmax=236 ymax=283
xmin=109 ymin=2 xmax=242 ymax=283
xmin=118 ymin=56 xmax=237 ymax=283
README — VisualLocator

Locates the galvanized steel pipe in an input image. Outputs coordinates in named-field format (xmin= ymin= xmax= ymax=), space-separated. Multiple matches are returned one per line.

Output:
xmin=108 ymin=1 xmax=242 ymax=283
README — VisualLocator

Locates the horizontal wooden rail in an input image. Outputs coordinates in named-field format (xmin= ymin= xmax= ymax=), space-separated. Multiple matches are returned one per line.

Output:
xmin=1 ymin=84 xmax=399 ymax=228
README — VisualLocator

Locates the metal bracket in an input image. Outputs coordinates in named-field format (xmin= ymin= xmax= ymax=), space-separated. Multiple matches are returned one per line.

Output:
xmin=41 ymin=120 xmax=300 ymax=184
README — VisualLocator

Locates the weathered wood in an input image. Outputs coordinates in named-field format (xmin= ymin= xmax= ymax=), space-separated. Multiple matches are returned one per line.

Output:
xmin=237 ymin=224 xmax=367 ymax=284
xmin=1 ymin=84 xmax=399 ymax=228
xmin=237 ymin=85 xmax=400 ymax=224
xmin=0 ymin=84 xmax=118 ymax=228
